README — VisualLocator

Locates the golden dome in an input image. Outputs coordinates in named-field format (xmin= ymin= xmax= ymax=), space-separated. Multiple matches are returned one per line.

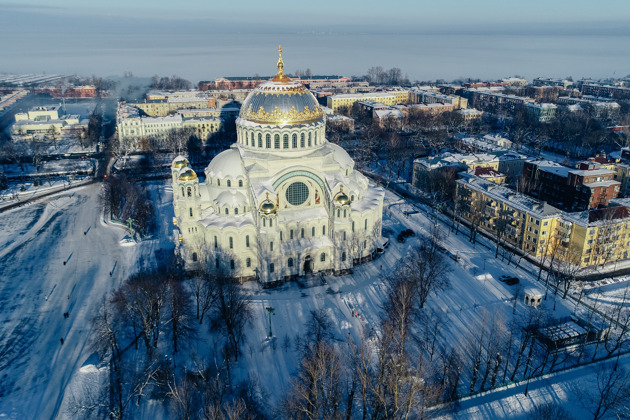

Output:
xmin=260 ymin=192 xmax=277 ymax=214
xmin=178 ymin=168 xmax=197 ymax=181
xmin=172 ymin=156 xmax=190 ymax=169
xmin=238 ymin=46 xmax=324 ymax=126
xmin=335 ymin=187 xmax=350 ymax=205
xmin=335 ymin=193 xmax=350 ymax=205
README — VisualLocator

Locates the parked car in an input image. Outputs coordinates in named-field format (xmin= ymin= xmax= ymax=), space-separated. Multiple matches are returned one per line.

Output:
xmin=403 ymin=229 xmax=416 ymax=237
xmin=449 ymin=253 xmax=461 ymax=262
xmin=505 ymin=277 xmax=520 ymax=285
xmin=397 ymin=233 xmax=405 ymax=243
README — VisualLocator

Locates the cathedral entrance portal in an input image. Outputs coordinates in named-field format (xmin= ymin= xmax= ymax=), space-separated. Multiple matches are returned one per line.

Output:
xmin=304 ymin=255 xmax=312 ymax=274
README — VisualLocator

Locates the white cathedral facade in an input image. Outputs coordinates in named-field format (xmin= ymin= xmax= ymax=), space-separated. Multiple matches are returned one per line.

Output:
xmin=171 ymin=47 xmax=384 ymax=285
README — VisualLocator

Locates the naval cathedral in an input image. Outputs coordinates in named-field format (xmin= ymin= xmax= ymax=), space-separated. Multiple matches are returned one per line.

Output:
xmin=171 ymin=47 xmax=384 ymax=285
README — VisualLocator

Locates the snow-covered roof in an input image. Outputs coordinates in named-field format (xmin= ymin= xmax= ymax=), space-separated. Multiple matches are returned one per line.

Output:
xmin=205 ymin=147 xmax=245 ymax=179
xmin=327 ymin=143 xmax=354 ymax=169
xmin=198 ymin=207 xmax=255 ymax=229
xmin=458 ymin=174 xmax=563 ymax=219
xmin=280 ymin=235 xmax=334 ymax=255
xmin=351 ymin=181 xmax=384 ymax=213
xmin=214 ymin=190 xmax=248 ymax=208
xmin=278 ymin=206 xmax=328 ymax=224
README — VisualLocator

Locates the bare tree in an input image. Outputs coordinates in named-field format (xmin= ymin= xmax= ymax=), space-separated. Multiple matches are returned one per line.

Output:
xmin=400 ymin=239 xmax=450 ymax=309
xmin=581 ymin=363 xmax=630 ymax=420
xmin=282 ymin=341 xmax=346 ymax=420
xmin=211 ymin=279 xmax=253 ymax=362
xmin=168 ymin=279 xmax=195 ymax=354
xmin=190 ymin=274 xmax=218 ymax=325
xmin=530 ymin=402 xmax=575 ymax=420
xmin=417 ymin=308 xmax=444 ymax=362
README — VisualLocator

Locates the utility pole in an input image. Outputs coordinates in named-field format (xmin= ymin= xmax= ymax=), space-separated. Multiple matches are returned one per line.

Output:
xmin=265 ymin=306 xmax=275 ymax=338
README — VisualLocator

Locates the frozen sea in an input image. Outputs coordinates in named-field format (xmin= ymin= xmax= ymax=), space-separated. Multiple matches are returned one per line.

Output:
xmin=1 ymin=31 xmax=629 ymax=83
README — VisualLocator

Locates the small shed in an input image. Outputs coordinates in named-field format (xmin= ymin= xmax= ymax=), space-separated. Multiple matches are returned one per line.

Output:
xmin=524 ymin=288 xmax=543 ymax=307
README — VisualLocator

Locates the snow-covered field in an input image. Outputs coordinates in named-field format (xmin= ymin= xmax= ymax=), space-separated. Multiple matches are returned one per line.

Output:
xmin=0 ymin=180 xmax=625 ymax=419
xmin=0 ymin=183 xmax=173 ymax=419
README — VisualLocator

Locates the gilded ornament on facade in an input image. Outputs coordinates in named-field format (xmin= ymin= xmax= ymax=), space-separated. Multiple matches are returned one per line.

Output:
xmin=242 ymin=103 xmax=323 ymax=125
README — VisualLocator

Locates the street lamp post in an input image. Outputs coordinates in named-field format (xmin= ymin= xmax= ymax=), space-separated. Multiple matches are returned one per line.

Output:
xmin=265 ymin=306 xmax=275 ymax=338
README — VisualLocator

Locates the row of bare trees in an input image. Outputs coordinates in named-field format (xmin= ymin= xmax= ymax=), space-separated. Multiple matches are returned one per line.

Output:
xmin=100 ymin=175 xmax=155 ymax=236
xmin=79 ymin=253 xmax=263 ymax=419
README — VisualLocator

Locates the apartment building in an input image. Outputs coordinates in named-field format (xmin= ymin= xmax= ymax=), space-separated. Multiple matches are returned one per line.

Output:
xmin=456 ymin=174 xmax=630 ymax=268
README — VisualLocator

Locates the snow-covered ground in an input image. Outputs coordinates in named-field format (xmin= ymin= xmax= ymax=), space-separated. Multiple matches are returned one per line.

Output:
xmin=0 ymin=179 xmax=625 ymax=419
xmin=434 ymin=354 xmax=630 ymax=419
xmin=0 ymin=182 xmax=173 ymax=419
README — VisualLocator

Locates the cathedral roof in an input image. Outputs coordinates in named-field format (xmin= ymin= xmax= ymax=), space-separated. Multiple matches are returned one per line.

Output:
xmin=205 ymin=148 xmax=245 ymax=179
xmin=214 ymin=190 xmax=248 ymax=208
xmin=238 ymin=46 xmax=323 ymax=126
xmin=327 ymin=143 xmax=354 ymax=169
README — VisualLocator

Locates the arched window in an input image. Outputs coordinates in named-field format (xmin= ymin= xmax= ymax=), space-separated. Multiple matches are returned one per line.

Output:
xmin=238 ymin=180 xmax=243 ymax=187
xmin=214 ymin=236 xmax=217 ymax=248
xmin=364 ymin=240 xmax=367 ymax=248
xmin=301 ymin=228 xmax=304 ymax=238
xmin=290 ymin=229 xmax=294 ymax=240
xmin=181 ymin=187 xmax=184 ymax=196
xmin=246 ymin=235 xmax=250 ymax=247
xmin=280 ymin=231 xmax=283 ymax=241
xmin=230 ymin=259 xmax=235 ymax=269
xmin=322 ymin=225 xmax=326 ymax=235
xmin=187 ymin=187 xmax=192 ymax=197
xmin=266 ymin=134 xmax=271 ymax=148
xmin=227 ymin=180 xmax=231 ymax=187
xmin=312 ymin=226 xmax=315 ymax=236
xmin=235 ymin=208 xmax=238 ymax=215
xmin=274 ymin=134 xmax=280 ymax=149
xmin=251 ymin=132 xmax=255 ymax=145
xmin=343 ymin=209 xmax=347 ymax=218
xmin=263 ymin=218 xmax=266 ymax=227
xmin=225 ymin=208 xmax=229 ymax=215
xmin=270 ymin=241 xmax=274 ymax=251
xmin=270 ymin=263 xmax=275 ymax=273
xmin=192 ymin=252 xmax=198 ymax=262
xmin=217 ymin=179 xmax=221 ymax=186
xmin=270 ymin=219 xmax=273 ymax=227
xmin=189 ymin=208 xmax=193 ymax=217
xmin=315 ymin=132 xmax=318 ymax=144
xmin=320 ymin=252 xmax=326 ymax=262
xmin=352 ymin=221 xmax=355 ymax=232
xmin=246 ymin=257 xmax=251 ymax=267
xmin=341 ymin=251 xmax=346 ymax=262
xmin=300 ymin=132 xmax=305 ymax=148
xmin=343 ymin=231 xmax=347 ymax=240
xmin=283 ymin=134 xmax=289 ymax=149
xmin=288 ymin=257 xmax=294 ymax=267
xmin=351 ymin=195 xmax=355 ymax=202
xmin=308 ymin=132 xmax=312 ymax=147
xmin=292 ymin=133 xmax=297 ymax=148
xmin=229 ymin=237 xmax=233 ymax=248
xmin=364 ymin=219 xmax=368 ymax=230
xmin=258 ymin=133 xmax=262 ymax=148
xmin=337 ymin=209 xmax=340 ymax=217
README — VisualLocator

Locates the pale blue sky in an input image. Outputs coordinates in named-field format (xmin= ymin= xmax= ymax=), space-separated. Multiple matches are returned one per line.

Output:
xmin=1 ymin=0 xmax=628 ymax=80
xmin=1 ymin=0 xmax=629 ymax=28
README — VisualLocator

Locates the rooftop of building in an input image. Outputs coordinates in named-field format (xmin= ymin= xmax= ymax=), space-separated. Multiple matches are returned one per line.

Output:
xmin=457 ymin=173 xmax=563 ymax=219
xmin=471 ymin=167 xmax=503 ymax=178
xmin=330 ymin=92 xmax=398 ymax=99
